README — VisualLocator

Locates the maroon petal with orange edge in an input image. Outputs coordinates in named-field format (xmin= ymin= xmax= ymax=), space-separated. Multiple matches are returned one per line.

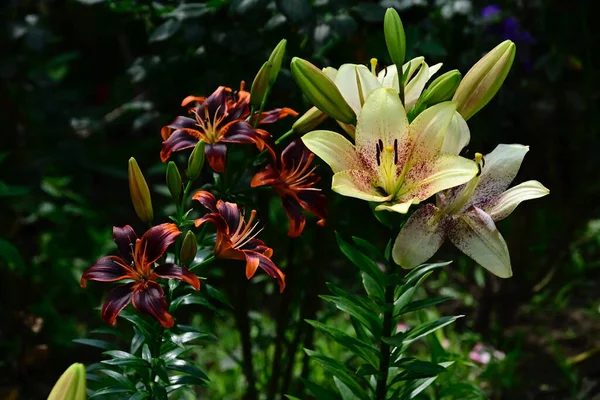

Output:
xmin=138 ymin=223 xmax=181 ymax=266
xmin=281 ymin=195 xmax=307 ymax=238
xmin=202 ymin=86 xmax=229 ymax=118
xmin=259 ymin=107 xmax=299 ymax=124
xmin=160 ymin=129 xmax=199 ymax=162
xmin=250 ymin=166 xmax=281 ymax=188
xmin=243 ymin=251 xmax=286 ymax=293
xmin=153 ymin=263 xmax=200 ymax=290
xmin=205 ymin=143 xmax=227 ymax=173
xmin=281 ymin=139 xmax=312 ymax=171
xmin=131 ymin=281 xmax=174 ymax=328
xmin=113 ymin=225 xmax=137 ymax=264
xmin=101 ymin=282 xmax=135 ymax=326
xmin=181 ymin=96 xmax=206 ymax=107
xmin=165 ymin=116 xmax=198 ymax=131
xmin=216 ymin=200 xmax=242 ymax=232
xmin=192 ymin=190 xmax=217 ymax=212
xmin=194 ymin=213 xmax=229 ymax=235
xmin=80 ymin=256 xmax=136 ymax=288
xmin=221 ymin=121 xmax=263 ymax=146
xmin=297 ymin=189 xmax=327 ymax=222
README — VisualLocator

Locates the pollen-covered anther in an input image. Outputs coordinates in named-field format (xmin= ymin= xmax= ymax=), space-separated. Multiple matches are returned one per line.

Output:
xmin=370 ymin=58 xmax=378 ymax=75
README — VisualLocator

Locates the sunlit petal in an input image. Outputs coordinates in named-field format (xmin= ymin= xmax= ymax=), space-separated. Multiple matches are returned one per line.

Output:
xmin=484 ymin=180 xmax=549 ymax=221
xmin=302 ymin=130 xmax=360 ymax=173
xmin=405 ymin=61 xmax=430 ymax=110
xmin=374 ymin=197 xmax=419 ymax=214
xmin=334 ymin=64 xmax=382 ymax=115
xmin=447 ymin=207 xmax=512 ymax=278
xmin=332 ymin=169 xmax=391 ymax=202
xmin=441 ymin=111 xmax=470 ymax=155
xmin=392 ymin=204 xmax=447 ymax=268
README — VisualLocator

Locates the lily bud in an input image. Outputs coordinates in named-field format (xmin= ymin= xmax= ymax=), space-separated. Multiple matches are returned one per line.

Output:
xmin=292 ymin=106 xmax=328 ymax=133
xmin=384 ymin=8 xmax=406 ymax=69
xmin=452 ymin=40 xmax=516 ymax=120
xmin=250 ymin=61 xmax=272 ymax=109
xmin=48 ymin=363 xmax=86 ymax=400
xmin=268 ymin=39 xmax=286 ymax=85
xmin=290 ymin=57 xmax=356 ymax=125
xmin=187 ymin=140 xmax=205 ymax=180
xmin=180 ymin=231 xmax=198 ymax=266
xmin=421 ymin=70 xmax=462 ymax=105
xmin=166 ymin=161 xmax=182 ymax=199
xmin=128 ymin=157 xmax=153 ymax=224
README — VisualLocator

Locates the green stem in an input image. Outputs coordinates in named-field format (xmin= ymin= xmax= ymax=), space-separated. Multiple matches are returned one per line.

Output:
xmin=177 ymin=180 xmax=193 ymax=224
xmin=375 ymin=284 xmax=395 ymax=400
xmin=252 ymin=87 xmax=271 ymax=129
xmin=274 ymin=129 xmax=295 ymax=145
xmin=189 ymin=254 xmax=215 ymax=271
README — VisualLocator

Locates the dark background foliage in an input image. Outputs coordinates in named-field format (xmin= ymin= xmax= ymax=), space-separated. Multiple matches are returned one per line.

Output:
xmin=1 ymin=0 xmax=599 ymax=399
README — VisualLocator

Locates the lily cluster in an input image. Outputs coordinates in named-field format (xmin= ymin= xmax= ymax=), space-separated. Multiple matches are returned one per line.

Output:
xmin=81 ymin=40 xmax=330 ymax=328
xmin=292 ymin=8 xmax=548 ymax=278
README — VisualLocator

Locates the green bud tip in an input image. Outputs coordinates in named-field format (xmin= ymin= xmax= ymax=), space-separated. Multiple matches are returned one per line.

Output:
xmin=292 ymin=106 xmax=328 ymax=133
xmin=48 ymin=363 xmax=86 ymax=400
xmin=422 ymin=69 xmax=462 ymax=105
xmin=128 ymin=157 xmax=153 ymax=224
xmin=187 ymin=140 xmax=206 ymax=181
xmin=250 ymin=61 xmax=272 ymax=109
xmin=268 ymin=39 xmax=287 ymax=85
xmin=290 ymin=57 xmax=356 ymax=125
xmin=166 ymin=161 xmax=182 ymax=199
xmin=180 ymin=231 xmax=198 ymax=266
xmin=452 ymin=40 xmax=516 ymax=120
xmin=384 ymin=8 xmax=406 ymax=70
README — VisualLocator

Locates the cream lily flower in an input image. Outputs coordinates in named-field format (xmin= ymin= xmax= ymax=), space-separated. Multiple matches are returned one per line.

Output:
xmin=393 ymin=144 xmax=549 ymax=278
xmin=326 ymin=57 xmax=442 ymax=116
xmin=302 ymin=87 xmax=478 ymax=214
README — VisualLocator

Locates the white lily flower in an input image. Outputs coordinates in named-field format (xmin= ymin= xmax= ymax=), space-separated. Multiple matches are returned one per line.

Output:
xmin=393 ymin=144 xmax=549 ymax=278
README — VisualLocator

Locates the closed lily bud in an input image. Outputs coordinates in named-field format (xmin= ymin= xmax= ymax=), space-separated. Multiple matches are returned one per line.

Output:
xmin=384 ymin=8 xmax=406 ymax=69
xmin=452 ymin=40 xmax=516 ymax=120
xmin=292 ymin=106 xmax=328 ymax=133
xmin=166 ymin=161 xmax=182 ymax=199
xmin=48 ymin=363 xmax=86 ymax=400
xmin=180 ymin=231 xmax=198 ymax=265
xmin=128 ymin=157 xmax=153 ymax=224
xmin=187 ymin=140 xmax=205 ymax=180
xmin=290 ymin=57 xmax=356 ymax=125
xmin=250 ymin=61 xmax=272 ymax=109
xmin=268 ymin=39 xmax=286 ymax=85
xmin=421 ymin=70 xmax=462 ymax=105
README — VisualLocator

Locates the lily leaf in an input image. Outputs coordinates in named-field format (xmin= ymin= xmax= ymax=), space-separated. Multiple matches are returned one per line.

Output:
xmin=384 ymin=316 xmax=463 ymax=348
xmin=320 ymin=295 xmax=382 ymax=337
xmin=336 ymin=232 xmax=385 ymax=287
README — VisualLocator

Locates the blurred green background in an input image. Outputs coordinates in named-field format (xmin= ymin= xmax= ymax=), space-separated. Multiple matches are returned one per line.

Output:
xmin=1 ymin=0 xmax=599 ymax=399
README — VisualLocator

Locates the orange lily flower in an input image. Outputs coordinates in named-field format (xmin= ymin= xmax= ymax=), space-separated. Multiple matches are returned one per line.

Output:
xmin=81 ymin=223 xmax=200 ymax=328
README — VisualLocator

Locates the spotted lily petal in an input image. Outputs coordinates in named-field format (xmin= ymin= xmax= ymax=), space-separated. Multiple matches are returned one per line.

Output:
xmin=441 ymin=111 xmax=470 ymax=155
xmin=392 ymin=204 xmax=448 ymax=268
xmin=334 ymin=64 xmax=382 ymax=115
xmin=302 ymin=130 xmax=360 ymax=173
xmin=447 ymin=207 xmax=512 ymax=278
xmin=484 ymin=180 xmax=549 ymax=221
xmin=470 ymin=144 xmax=529 ymax=209
xmin=332 ymin=169 xmax=392 ymax=202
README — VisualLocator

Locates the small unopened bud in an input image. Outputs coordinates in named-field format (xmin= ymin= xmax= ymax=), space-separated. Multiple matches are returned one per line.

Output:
xmin=48 ymin=363 xmax=86 ymax=400
xmin=453 ymin=40 xmax=516 ymax=120
xmin=166 ymin=161 xmax=182 ymax=199
xmin=421 ymin=70 xmax=462 ymax=105
xmin=290 ymin=57 xmax=356 ymax=125
xmin=180 ymin=231 xmax=198 ymax=266
xmin=384 ymin=8 xmax=406 ymax=70
xmin=250 ymin=61 xmax=272 ymax=109
xmin=128 ymin=157 xmax=153 ymax=224
xmin=187 ymin=140 xmax=205 ymax=180
xmin=292 ymin=106 xmax=328 ymax=133
xmin=268 ymin=39 xmax=286 ymax=85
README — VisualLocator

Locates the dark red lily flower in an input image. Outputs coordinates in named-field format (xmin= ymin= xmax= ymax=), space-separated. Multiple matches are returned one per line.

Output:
xmin=160 ymin=82 xmax=298 ymax=173
xmin=81 ymin=223 xmax=200 ymax=328
xmin=251 ymin=139 xmax=327 ymax=237
xmin=192 ymin=191 xmax=286 ymax=293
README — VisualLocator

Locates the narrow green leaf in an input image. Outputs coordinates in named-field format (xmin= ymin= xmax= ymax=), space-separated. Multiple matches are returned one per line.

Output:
xmin=306 ymin=320 xmax=379 ymax=368
xmin=389 ymin=358 xmax=447 ymax=385
xmin=301 ymin=378 xmax=342 ymax=400
xmin=73 ymin=338 xmax=117 ymax=351
xmin=129 ymin=392 xmax=150 ymax=400
xmin=99 ymin=369 xmax=136 ymax=390
xmin=131 ymin=331 xmax=146 ymax=355
xmin=119 ymin=311 xmax=153 ymax=338
xmin=355 ymin=363 xmax=378 ymax=377
xmin=362 ymin=272 xmax=384 ymax=302
xmin=391 ymin=361 xmax=454 ymax=399
xmin=396 ymin=297 xmax=452 ymax=316
xmin=320 ymin=295 xmax=382 ymax=337
xmin=0 ymin=239 xmax=26 ymax=270
xmin=142 ymin=344 xmax=152 ymax=363
xmin=328 ymin=283 xmax=381 ymax=313
xmin=352 ymin=236 xmax=384 ymax=263
xmin=167 ymin=360 xmax=210 ymax=382
xmin=384 ymin=316 xmax=463 ymax=347
xmin=167 ymin=374 xmax=209 ymax=388
xmin=89 ymin=388 xmax=132 ymax=398
xmin=393 ymin=272 xmax=432 ymax=316
xmin=336 ymin=233 xmax=384 ymax=285
xmin=168 ymin=331 xmax=208 ymax=346
xmin=90 ymin=327 xmax=125 ymax=338
xmin=305 ymin=350 xmax=370 ymax=400
xmin=404 ymin=262 xmax=451 ymax=285
xmin=206 ymin=284 xmax=233 ymax=308
xmin=334 ymin=376 xmax=362 ymax=400
xmin=285 ymin=396 xmax=303 ymax=400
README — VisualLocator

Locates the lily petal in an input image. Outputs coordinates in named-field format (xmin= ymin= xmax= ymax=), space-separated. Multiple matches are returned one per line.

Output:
xmin=429 ymin=63 xmax=443 ymax=78
xmin=138 ymin=223 xmax=181 ymax=266
xmin=470 ymin=144 xmax=529 ymax=208
xmin=205 ymin=143 xmax=227 ymax=173
xmin=302 ymin=130 xmax=360 ymax=173
xmin=192 ymin=190 xmax=218 ymax=212
xmin=332 ymin=169 xmax=391 ymax=202
xmin=392 ymin=204 xmax=447 ymax=268
xmin=80 ymin=256 xmax=135 ymax=288
xmin=355 ymin=88 xmax=409 ymax=174
xmin=132 ymin=281 xmax=174 ymax=328
xmin=405 ymin=61 xmax=430 ymax=110
xmin=323 ymin=67 xmax=338 ymax=81
xmin=101 ymin=283 xmax=135 ymax=326
xmin=484 ymin=180 xmax=549 ymax=221
xmin=113 ymin=225 xmax=137 ymax=265
xmin=441 ymin=111 xmax=470 ymax=155
xmin=216 ymin=200 xmax=243 ymax=232
xmin=334 ymin=64 xmax=382 ymax=115
xmin=160 ymin=129 xmax=199 ymax=162
xmin=153 ymin=263 xmax=200 ymax=290
xmin=448 ymin=207 xmax=512 ymax=278
xmin=243 ymin=251 xmax=286 ymax=293
xmin=374 ymin=198 xmax=419 ymax=214
xmin=281 ymin=194 xmax=306 ymax=238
